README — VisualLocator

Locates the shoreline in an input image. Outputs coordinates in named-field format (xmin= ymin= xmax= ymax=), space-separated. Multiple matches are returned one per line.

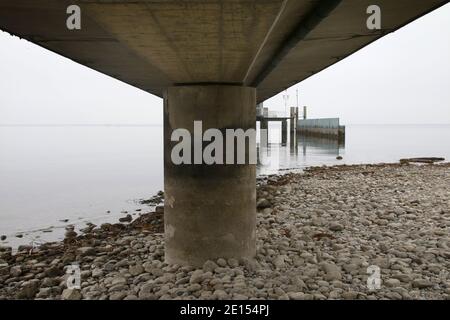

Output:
xmin=1 ymin=162 xmax=449 ymax=300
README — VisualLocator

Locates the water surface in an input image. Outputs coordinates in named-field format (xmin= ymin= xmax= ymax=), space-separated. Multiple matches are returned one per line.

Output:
xmin=1 ymin=124 xmax=449 ymax=247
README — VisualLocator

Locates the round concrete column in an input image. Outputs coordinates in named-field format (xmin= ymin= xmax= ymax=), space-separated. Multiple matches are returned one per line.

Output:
xmin=163 ymin=85 xmax=256 ymax=266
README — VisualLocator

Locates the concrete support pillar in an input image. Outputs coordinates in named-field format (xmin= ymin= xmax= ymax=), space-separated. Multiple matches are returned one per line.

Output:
xmin=281 ymin=120 xmax=287 ymax=145
xmin=163 ymin=85 xmax=256 ymax=266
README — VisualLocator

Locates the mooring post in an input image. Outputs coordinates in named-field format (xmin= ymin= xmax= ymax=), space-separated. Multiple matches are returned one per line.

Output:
xmin=281 ymin=119 xmax=287 ymax=145
xmin=290 ymin=107 xmax=295 ymax=133
xmin=290 ymin=128 xmax=296 ymax=150
xmin=261 ymin=119 xmax=269 ymax=146
xmin=290 ymin=107 xmax=297 ymax=150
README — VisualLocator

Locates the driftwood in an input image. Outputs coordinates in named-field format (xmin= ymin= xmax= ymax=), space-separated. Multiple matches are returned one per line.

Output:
xmin=400 ymin=157 xmax=445 ymax=164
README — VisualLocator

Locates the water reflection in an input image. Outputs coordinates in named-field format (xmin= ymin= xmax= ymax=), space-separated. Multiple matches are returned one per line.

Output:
xmin=257 ymin=127 xmax=345 ymax=175
xmin=298 ymin=134 xmax=345 ymax=157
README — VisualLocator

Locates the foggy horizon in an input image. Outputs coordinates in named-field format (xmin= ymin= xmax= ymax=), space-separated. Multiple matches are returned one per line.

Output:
xmin=0 ymin=3 xmax=449 ymax=125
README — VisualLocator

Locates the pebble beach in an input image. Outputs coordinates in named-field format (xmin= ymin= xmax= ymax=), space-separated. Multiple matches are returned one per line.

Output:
xmin=0 ymin=162 xmax=449 ymax=300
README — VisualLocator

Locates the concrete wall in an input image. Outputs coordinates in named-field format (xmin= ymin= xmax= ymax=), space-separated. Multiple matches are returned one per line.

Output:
xmin=297 ymin=118 xmax=344 ymax=139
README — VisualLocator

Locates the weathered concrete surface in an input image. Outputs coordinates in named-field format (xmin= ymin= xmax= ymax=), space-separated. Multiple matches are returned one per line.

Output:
xmin=298 ymin=118 xmax=344 ymax=139
xmin=163 ymin=85 xmax=256 ymax=266
xmin=0 ymin=1 xmax=447 ymax=102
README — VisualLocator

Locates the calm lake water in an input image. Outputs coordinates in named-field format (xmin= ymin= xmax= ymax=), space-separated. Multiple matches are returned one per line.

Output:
xmin=1 ymin=124 xmax=450 ymax=247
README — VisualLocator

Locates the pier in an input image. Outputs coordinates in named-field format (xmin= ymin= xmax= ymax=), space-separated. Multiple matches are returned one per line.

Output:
xmin=0 ymin=0 xmax=446 ymax=265
xmin=257 ymin=104 xmax=299 ymax=146
xmin=257 ymin=104 xmax=345 ymax=145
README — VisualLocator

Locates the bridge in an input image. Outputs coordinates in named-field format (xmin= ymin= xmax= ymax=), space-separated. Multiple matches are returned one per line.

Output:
xmin=0 ymin=0 xmax=447 ymax=266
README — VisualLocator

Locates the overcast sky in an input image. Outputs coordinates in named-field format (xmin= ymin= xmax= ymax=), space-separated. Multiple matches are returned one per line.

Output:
xmin=0 ymin=3 xmax=449 ymax=125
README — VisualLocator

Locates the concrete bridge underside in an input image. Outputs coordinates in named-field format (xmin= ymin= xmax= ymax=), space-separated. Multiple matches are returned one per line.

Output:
xmin=0 ymin=0 xmax=447 ymax=266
